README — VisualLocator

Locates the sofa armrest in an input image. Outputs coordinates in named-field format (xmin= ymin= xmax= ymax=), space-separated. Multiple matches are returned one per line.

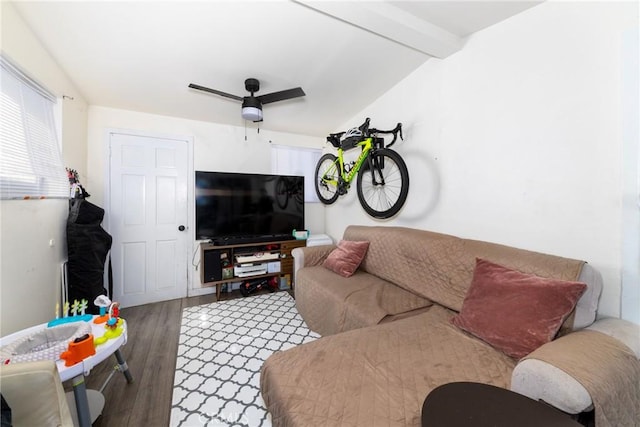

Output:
xmin=292 ymin=244 xmax=336 ymax=278
xmin=511 ymin=358 xmax=593 ymax=414
xmin=0 ymin=360 xmax=73 ymax=426
xmin=511 ymin=318 xmax=640 ymax=414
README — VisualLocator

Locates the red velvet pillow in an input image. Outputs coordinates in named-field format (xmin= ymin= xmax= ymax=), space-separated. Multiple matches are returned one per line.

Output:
xmin=323 ymin=240 xmax=370 ymax=277
xmin=451 ymin=258 xmax=586 ymax=359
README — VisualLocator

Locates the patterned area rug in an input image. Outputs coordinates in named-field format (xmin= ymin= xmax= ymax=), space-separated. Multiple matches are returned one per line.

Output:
xmin=170 ymin=292 xmax=320 ymax=426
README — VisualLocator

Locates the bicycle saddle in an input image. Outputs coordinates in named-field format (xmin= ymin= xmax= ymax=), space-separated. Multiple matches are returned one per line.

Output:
xmin=326 ymin=132 xmax=344 ymax=148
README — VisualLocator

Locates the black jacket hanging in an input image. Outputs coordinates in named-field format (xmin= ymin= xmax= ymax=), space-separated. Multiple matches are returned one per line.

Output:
xmin=66 ymin=199 xmax=112 ymax=313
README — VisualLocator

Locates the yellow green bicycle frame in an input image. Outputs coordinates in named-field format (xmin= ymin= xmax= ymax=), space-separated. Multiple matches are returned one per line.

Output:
xmin=321 ymin=137 xmax=375 ymax=187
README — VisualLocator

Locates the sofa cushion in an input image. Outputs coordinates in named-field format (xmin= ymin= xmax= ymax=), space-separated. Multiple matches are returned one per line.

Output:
xmin=323 ymin=240 xmax=369 ymax=277
xmin=295 ymin=266 xmax=432 ymax=336
xmin=451 ymin=259 xmax=587 ymax=359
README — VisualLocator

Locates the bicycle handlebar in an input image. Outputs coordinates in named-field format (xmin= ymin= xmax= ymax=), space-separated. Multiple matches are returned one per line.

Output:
xmin=367 ymin=120 xmax=403 ymax=148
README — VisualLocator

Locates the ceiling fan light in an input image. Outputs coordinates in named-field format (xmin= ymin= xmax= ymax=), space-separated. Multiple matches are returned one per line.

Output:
xmin=241 ymin=96 xmax=263 ymax=121
xmin=242 ymin=106 xmax=263 ymax=121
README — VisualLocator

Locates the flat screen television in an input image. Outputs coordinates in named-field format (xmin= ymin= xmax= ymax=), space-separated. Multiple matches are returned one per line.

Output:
xmin=195 ymin=171 xmax=305 ymax=243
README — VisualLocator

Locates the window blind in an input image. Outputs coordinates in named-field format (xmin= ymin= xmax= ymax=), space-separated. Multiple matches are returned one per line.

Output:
xmin=0 ymin=55 xmax=68 ymax=199
xmin=271 ymin=144 xmax=321 ymax=203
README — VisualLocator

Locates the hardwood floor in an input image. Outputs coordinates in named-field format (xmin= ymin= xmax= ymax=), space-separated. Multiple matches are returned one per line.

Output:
xmin=84 ymin=293 xmax=219 ymax=426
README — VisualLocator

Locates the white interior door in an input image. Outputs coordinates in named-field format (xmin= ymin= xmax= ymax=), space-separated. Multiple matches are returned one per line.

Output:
xmin=109 ymin=132 xmax=190 ymax=307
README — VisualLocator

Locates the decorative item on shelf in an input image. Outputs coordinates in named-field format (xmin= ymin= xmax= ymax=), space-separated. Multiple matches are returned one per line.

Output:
xmin=292 ymin=229 xmax=309 ymax=240
xmin=222 ymin=267 xmax=234 ymax=279
xmin=66 ymin=167 xmax=90 ymax=199
xmin=221 ymin=252 xmax=234 ymax=279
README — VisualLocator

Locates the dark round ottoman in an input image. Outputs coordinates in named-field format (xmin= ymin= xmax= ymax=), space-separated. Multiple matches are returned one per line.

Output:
xmin=422 ymin=382 xmax=582 ymax=427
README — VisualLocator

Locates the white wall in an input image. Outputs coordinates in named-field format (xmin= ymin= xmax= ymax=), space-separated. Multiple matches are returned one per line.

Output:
xmin=324 ymin=1 xmax=638 ymax=319
xmin=87 ymin=106 xmax=325 ymax=295
xmin=621 ymin=25 xmax=640 ymax=324
xmin=1 ymin=2 xmax=89 ymax=335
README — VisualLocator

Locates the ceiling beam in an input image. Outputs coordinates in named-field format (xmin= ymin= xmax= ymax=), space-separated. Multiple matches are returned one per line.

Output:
xmin=293 ymin=0 xmax=463 ymax=59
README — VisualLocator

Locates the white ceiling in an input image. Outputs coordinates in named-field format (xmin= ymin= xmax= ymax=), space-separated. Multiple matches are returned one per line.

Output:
xmin=11 ymin=0 xmax=541 ymax=137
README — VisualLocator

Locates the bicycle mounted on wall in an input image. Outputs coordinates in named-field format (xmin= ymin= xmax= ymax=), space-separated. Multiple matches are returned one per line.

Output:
xmin=314 ymin=118 xmax=409 ymax=219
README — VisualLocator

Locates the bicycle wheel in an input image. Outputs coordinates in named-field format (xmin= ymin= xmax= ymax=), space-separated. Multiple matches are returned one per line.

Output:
xmin=275 ymin=177 xmax=288 ymax=209
xmin=356 ymin=148 xmax=409 ymax=219
xmin=315 ymin=153 xmax=340 ymax=205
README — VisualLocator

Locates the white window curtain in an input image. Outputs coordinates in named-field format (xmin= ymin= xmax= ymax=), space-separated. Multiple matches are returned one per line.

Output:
xmin=271 ymin=144 xmax=321 ymax=203
xmin=0 ymin=55 xmax=68 ymax=199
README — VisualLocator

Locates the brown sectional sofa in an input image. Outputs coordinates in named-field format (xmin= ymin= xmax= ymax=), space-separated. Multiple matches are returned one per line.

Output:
xmin=260 ymin=225 xmax=640 ymax=426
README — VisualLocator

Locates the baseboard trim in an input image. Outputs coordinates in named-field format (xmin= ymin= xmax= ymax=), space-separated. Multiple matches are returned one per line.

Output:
xmin=187 ymin=286 xmax=217 ymax=297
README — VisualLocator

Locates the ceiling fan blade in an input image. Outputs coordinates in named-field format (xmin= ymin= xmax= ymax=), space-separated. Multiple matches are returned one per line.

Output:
xmin=188 ymin=83 xmax=243 ymax=101
xmin=257 ymin=87 xmax=306 ymax=105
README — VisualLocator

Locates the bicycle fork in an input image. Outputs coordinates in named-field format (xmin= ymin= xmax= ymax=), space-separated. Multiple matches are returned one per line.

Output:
xmin=366 ymin=154 xmax=386 ymax=186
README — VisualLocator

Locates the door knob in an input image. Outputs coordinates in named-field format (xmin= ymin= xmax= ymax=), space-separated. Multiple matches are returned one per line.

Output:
xmin=178 ymin=225 xmax=186 ymax=231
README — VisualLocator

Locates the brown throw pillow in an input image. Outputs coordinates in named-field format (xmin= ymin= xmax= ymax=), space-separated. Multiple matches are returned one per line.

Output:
xmin=323 ymin=240 xmax=370 ymax=277
xmin=451 ymin=258 xmax=587 ymax=359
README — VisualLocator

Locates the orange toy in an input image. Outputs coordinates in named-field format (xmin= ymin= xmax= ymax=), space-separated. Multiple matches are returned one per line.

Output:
xmin=60 ymin=333 xmax=96 ymax=367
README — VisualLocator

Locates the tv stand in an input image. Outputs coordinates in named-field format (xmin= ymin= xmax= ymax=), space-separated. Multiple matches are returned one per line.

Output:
xmin=200 ymin=238 xmax=306 ymax=300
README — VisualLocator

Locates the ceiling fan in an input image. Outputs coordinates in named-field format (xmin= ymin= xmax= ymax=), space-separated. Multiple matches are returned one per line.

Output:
xmin=188 ymin=78 xmax=305 ymax=122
